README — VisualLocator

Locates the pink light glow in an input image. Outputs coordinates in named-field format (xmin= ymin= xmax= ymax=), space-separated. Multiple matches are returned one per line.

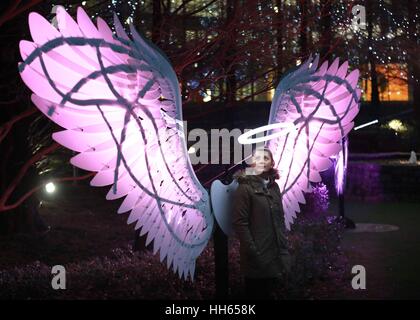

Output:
xmin=18 ymin=7 xmax=213 ymax=280
xmin=266 ymin=55 xmax=360 ymax=230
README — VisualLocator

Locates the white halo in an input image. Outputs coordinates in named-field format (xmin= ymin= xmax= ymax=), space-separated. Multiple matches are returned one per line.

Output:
xmin=238 ymin=122 xmax=297 ymax=144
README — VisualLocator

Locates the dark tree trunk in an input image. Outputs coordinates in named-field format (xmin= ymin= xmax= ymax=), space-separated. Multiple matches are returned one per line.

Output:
xmin=152 ymin=0 xmax=162 ymax=44
xmin=225 ymin=0 xmax=238 ymax=105
xmin=407 ymin=0 xmax=420 ymax=149
xmin=299 ymin=0 xmax=308 ymax=58
xmin=366 ymin=0 xmax=380 ymax=108
xmin=180 ymin=1 xmax=188 ymax=100
xmin=320 ymin=0 xmax=332 ymax=61
xmin=275 ymin=0 xmax=284 ymax=84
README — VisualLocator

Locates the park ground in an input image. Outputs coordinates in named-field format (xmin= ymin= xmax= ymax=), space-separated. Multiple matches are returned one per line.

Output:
xmin=0 ymin=184 xmax=419 ymax=300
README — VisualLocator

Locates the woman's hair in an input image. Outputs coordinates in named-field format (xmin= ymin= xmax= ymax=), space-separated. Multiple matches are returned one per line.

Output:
xmin=233 ymin=147 xmax=280 ymax=181
xmin=251 ymin=147 xmax=280 ymax=180
xmin=252 ymin=147 xmax=275 ymax=165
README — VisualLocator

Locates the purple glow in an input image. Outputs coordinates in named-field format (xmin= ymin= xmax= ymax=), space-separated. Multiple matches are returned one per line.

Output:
xmin=334 ymin=138 xmax=348 ymax=195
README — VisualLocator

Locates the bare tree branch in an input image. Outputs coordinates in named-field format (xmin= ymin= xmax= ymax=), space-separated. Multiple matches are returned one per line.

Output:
xmin=0 ymin=0 xmax=44 ymax=28
xmin=0 ymin=142 xmax=60 ymax=210
xmin=0 ymin=107 xmax=37 ymax=144
xmin=0 ymin=172 xmax=95 ymax=212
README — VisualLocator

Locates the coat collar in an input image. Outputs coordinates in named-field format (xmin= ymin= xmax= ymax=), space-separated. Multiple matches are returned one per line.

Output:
xmin=235 ymin=172 xmax=276 ymax=197
xmin=234 ymin=169 xmax=277 ymax=188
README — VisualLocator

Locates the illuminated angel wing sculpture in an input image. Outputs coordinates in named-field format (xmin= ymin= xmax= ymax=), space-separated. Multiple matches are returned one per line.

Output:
xmin=238 ymin=55 xmax=360 ymax=230
xmin=18 ymin=7 xmax=213 ymax=280
xmin=266 ymin=56 xmax=361 ymax=230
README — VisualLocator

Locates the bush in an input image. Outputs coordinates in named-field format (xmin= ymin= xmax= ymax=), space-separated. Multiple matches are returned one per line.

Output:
xmin=285 ymin=215 xmax=348 ymax=299
xmin=283 ymin=182 xmax=349 ymax=299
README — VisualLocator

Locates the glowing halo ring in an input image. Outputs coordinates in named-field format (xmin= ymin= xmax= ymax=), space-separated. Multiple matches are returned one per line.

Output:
xmin=238 ymin=122 xmax=297 ymax=144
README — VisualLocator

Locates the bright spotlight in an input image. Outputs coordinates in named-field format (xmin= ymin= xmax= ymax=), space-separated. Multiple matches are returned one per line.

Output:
xmin=45 ymin=182 xmax=56 ymax=194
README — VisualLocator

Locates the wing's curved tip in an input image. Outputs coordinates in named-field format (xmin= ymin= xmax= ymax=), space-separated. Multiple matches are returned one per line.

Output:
xmin=113 ymin=11 xmax=130 ymax=41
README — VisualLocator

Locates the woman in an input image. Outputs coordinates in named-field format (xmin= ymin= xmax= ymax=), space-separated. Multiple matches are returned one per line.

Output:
xmin=232 ymin=147 xmax=291 ymax=299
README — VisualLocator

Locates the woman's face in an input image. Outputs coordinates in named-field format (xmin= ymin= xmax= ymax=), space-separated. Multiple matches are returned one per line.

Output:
xmin=252 ymin=150 xmax=273 ymax=174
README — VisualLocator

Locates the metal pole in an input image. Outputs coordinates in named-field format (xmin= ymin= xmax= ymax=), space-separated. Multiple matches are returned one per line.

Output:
xmin=214 ymin=221 xmax=229 ymax=299
xmin=339 ymin=192 xmax=345 ymax=218
xmin=339 ymin=138 xmax=355 ymax=229
xmin=213 ymin=166 xmax=230 ymax=299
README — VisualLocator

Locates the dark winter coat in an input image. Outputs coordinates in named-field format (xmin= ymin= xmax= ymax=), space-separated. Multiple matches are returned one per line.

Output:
xmin=232 ymin=171 xmax=291 ymax=279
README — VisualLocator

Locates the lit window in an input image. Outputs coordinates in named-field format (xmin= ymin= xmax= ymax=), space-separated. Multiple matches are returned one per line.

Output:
xmin=361 ymin=64 xmax=409 ymax=102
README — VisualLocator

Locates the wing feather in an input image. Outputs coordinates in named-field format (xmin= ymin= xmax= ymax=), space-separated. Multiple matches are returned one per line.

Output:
xmin=267 ymin=55 xmax=360 ymax=229
xmin=19 ymin=7 xmax=213 ymax=279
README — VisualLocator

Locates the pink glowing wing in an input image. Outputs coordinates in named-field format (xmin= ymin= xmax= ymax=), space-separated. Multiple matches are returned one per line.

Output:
xmin=18 ymin=7 xmax=213 ymax=280
xmin=267 ymin=55 xmax=361 ymax=230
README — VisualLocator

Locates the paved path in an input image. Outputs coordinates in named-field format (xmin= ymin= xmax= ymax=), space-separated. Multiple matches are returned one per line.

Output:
xmin=329 ymin=199 xmax=420 ymax=299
